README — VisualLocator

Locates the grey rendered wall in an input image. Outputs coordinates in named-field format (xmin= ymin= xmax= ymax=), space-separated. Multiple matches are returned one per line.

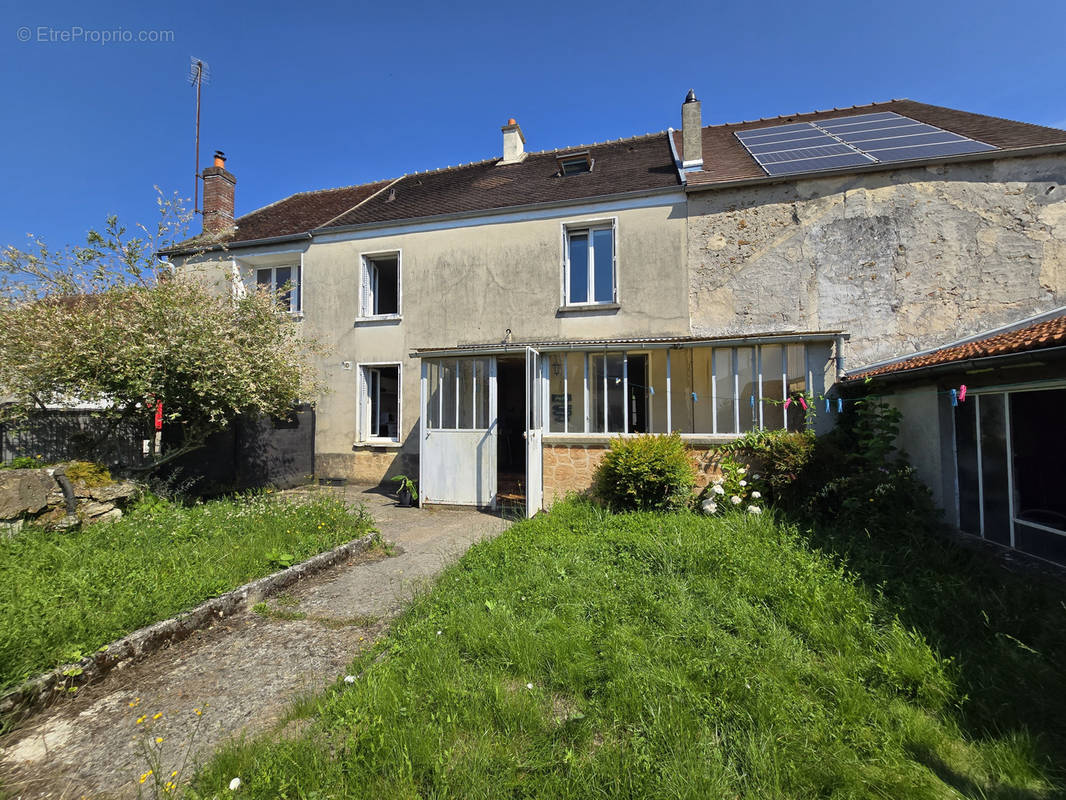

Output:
xmin=300 ymin=199 xmax=689 ymax=483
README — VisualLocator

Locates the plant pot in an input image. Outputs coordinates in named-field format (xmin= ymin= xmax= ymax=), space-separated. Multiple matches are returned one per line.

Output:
xmin=398 ymin=488 xmax=412 ymax=507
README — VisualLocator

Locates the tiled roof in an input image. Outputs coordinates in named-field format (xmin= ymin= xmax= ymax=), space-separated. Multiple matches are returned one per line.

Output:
xmin=167 ymin=133 xmax=679 ymax=254
xmin=167 ymin=180 xmax=393 ymax=252
xmin=677 ymin=99 xmax=1066 ymax=187
xmin=847 ymin=312 xmax=1066 ymax=380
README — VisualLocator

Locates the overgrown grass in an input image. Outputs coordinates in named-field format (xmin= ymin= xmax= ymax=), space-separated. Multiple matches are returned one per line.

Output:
xmin=190 ymin=501 xmax=1060 ymax=799
xmin=0 ymin=493 xmax=375 ymax=692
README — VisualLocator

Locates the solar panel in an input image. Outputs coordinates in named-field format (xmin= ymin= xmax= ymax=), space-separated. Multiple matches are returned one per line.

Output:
xmin=735 ymin=112 xmax=996 ymax=177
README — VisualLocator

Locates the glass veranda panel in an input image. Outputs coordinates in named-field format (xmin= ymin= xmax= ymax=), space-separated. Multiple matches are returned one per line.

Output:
xmin=457 ymin=359 xmax=475 ymax=429
xmin=589 ymin=354 xmax=606 ymax=433
xmin=606 ymin=354 xmax=625 ymax=432
xmin=566 ymin=354 xmax=585 ymax=433
xmin=426 ymin=361 xmax=441 ymax=430
xmin=691 ymin=347 xmax=713 ymax=433
xmin=761 ymin=345 xmax=785 ymax=430
xmin=474 ymin=358 xmax=490 ymax=429
xmin=737 ymin=347 xmax=757 ymax=432
xmin=714 ymin=348 xmax=736 ymax=435
xmin=548 ymin=354 xmax=566 ymax=433
xmin=670 ymin=350 xmax=694 ymax=434
xmin=441 ymin=360 xmax=457 ymax=429
xmin=647 ymin=350 xmax=669 ymax=433
xmin=786 ymin=344 xmax=808 ymax=431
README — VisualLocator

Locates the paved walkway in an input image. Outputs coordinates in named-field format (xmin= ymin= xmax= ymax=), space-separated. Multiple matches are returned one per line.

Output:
xmin=0 ymin=486 xmax=510 ymax=799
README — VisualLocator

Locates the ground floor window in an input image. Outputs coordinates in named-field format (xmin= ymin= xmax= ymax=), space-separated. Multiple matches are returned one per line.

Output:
xmin=545 ymin=343 xmax=821 ymax=435
xmin=954 ymin=386 xmax=1066 ymax=564
xmin=359 ymin=364 xmax=400 ymax=442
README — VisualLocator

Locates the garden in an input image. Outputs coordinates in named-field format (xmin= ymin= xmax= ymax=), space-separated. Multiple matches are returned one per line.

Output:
xmin=181 ymin=401 xmax=1066 ymax=798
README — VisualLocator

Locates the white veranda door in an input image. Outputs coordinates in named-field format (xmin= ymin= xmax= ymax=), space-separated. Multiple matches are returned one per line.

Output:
xmin=525 ymin=346 xmax=543 ymax=517
xmin=419 ymin=357 xmax=497 ymax=506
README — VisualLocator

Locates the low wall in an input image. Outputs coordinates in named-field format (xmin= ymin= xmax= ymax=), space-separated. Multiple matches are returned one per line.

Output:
xmin=542 ymin=442 xmax=731 ymax=506
xmin=0 ymin=468 xmax=139 ymax=535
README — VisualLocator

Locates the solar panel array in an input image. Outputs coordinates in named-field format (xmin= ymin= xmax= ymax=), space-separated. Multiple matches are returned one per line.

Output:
xmin=735 ymin=112 xmax=996 ymax=177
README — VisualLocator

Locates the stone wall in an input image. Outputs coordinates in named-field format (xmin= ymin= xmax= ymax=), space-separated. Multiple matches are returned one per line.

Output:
xmin=687 ymin=154 xmax=1066 ymax=368
xmin=0 ymin=468 xmax=139 ymax=535
xmin=542 ymin=441 xmax=731 ymax=506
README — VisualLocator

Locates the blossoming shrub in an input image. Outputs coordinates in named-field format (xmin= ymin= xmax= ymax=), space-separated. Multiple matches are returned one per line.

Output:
xmin=699 ymin=454 xmax=764 ymax=516
xmin=592 ymin=433 xmax=696 ymax=512
xmin=723 ymin=429 xmax=816 ymax=512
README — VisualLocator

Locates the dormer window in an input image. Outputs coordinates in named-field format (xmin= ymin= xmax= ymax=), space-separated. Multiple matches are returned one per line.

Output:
xmin=557 ymin=151 xmax=593 ymax=176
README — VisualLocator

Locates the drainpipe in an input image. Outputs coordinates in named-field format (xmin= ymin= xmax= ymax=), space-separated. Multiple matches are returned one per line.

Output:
xmin=835 ymin=334 xmax=848 ymax=380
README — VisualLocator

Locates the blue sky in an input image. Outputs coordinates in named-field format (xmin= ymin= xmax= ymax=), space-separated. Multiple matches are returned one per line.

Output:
xmin=1 ymin=0 xmax=1064 ymax=250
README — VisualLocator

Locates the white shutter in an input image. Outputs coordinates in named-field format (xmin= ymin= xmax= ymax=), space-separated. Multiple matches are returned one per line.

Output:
xmin=357 ymin=367 xmax=370 ymax=441
xmin=360 ymin=259 xmax=371 ymax=317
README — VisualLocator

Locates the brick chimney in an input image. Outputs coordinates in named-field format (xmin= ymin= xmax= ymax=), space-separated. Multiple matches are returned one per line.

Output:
xmin=681 ymin=90 xmax=703 ymax=170
xmin=201 ymin=150 xmax=235 ymax=235
xmin=500 ymin=119 xmax=526 ymax=164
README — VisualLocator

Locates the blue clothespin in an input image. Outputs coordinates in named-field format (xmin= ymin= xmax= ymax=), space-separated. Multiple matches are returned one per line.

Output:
xmin=692 ymin=392 xmax=698 ymax=402
xmin=950 ymin=389 xmax=958 ymax=407
xmin=750 ymin=395 xmax=755 ymax=408
xmin=824 ymin=397 xmax=830 ymax=413
xmin=837 ymin=397 xmax=843 ymax=413
xmin=649 ymin=386 xmax=655 ymax=395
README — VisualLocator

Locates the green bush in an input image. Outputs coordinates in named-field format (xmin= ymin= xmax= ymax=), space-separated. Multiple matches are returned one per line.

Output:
xmin=724 ymin=428 xmax=816 ymax=511
xmin=593 ymin=433 xmax=696 ymax=512
xmin=1 ymin=455 xmax=47 ymax=470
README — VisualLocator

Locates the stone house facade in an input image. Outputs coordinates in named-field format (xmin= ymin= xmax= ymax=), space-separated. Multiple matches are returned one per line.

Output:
xmin=167 ymin=93 xmax=1066 ymax=537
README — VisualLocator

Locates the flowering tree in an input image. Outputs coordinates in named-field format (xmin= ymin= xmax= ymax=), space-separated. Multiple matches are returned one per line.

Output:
xmin=0 ymin=193 xmax=321 ymax=469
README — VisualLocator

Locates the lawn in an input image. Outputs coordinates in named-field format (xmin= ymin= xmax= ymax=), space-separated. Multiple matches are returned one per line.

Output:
xmin=189 ymin=501 xmax=1064 ymax=799
xmin=0 ymin=492 xmax=376 ymax=692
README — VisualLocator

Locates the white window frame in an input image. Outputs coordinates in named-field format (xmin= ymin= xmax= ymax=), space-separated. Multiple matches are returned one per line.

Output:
xmin=358 ymin=250 xmax=402 ymax=321
xmin=357 ymin=362 xmax=402 ymax=445
xmin=255 ymin=264 xmax=302 ymax=314
xmin=562 ymin=219 xmax=617 ymax=307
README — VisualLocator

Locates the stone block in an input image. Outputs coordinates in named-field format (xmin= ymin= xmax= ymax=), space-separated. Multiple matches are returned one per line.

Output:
xmin=0 ymin=470 xmax=55 ymax=519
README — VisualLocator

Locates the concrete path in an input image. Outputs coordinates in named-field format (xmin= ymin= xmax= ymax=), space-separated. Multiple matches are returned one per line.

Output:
xmin=0 ymin=486 xmax=510 ymax=799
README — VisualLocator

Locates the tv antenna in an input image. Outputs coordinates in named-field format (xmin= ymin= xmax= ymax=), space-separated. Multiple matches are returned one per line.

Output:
xmin=188 ymin=57 xmax=210 ymax=214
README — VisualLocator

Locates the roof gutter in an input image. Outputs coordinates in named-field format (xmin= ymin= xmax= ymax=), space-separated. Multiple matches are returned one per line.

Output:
xmin=160 ymin=231 xmax=312 ymax=259
xmin=683 ymin=141 xmax=1066 ymax=193
xmin=409 ymin=331 xmax=841 ymax=360
xmin=312 ymin=184 xmax=684 ymax=238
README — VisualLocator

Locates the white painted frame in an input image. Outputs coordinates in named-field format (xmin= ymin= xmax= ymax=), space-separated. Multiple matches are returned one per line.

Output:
xmin=561 ymin=217 xmax=618 ymax=307
xmin=254 ymin=263 xmax=302 ymax=314
xmin=356 ymin=361 xmax=402 ymax=445
xmin=357 ymin=249 xmax=402 ymax=321
xmin=955 ymin=382 xmax=1066 ymax=549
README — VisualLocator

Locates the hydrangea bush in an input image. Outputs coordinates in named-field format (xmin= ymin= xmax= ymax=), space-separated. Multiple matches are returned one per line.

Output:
xmin=700 ymin=454 xmax=764 ymax=516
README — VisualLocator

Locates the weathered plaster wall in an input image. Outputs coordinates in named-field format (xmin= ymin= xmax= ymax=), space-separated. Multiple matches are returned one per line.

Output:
xmin=687 ymin=154 xmax=1066 ymax=368
xmin=303 ymin=199 xmax=689 ymax=483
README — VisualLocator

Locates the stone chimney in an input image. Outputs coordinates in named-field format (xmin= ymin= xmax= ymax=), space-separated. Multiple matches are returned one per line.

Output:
xmin=500 ymin=119 xmax=526 ymax=164
xmin=201 ymin=150 xmax=236 ymax=235
xmin=681 ymin=90 xmax=703 ymax=169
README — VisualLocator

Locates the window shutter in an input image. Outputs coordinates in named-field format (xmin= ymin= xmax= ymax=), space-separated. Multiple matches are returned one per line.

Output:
xmin=357 ymin=367 xmax=370 ymax=441
xmin=360 ymin=260 xmax=371 ymax=316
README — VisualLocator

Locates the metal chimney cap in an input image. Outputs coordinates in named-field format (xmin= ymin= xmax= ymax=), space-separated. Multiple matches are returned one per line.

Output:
xmin=684 ymin=89 xmax=698 ymax=104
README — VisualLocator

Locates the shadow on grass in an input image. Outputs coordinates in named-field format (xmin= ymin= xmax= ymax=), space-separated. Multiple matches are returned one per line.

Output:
xmin=790 ymin=513 xmax=1066 ymax=794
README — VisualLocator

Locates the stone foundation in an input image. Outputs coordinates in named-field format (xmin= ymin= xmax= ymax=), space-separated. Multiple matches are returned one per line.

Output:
xmin=0 ymin=468 xmax=139 ymax=535
xmin=541 ymin=441 xmax=735 ymax=507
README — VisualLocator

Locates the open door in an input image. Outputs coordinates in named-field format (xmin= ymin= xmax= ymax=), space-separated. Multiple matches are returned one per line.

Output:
xmin=419 ymin=357 xmax=497 ymax=507
xmin=525 ymin=346 xmax=543 ymax=517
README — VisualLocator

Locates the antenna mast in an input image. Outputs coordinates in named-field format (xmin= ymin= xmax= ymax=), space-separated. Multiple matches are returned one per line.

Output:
xmin=188 ymin=57 xmax=210 ymax=214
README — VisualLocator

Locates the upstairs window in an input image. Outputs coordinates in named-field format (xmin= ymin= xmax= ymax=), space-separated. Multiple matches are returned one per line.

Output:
xmin=256 ymin=265 xmax=301 ymax=313
xmin=565 ymin=223 xmax=615 ymax=305
xmin=360 ymin=252 xmax=401 ymax=318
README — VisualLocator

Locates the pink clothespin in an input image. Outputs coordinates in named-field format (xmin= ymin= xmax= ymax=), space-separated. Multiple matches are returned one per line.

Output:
xmin=784 ymin=397 xmax=792 ymax=410
xmin=959 ymin=384 xmax=967 ymax=402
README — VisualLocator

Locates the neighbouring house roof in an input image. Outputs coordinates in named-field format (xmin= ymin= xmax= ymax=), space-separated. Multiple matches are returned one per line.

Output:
xmin=846 ymin=310 xmax=1066 ymax=381
xmin=675 ymin=99 xmax=1066 ymax=188
xmin=165 ymin=133 xmax=680 ymax=255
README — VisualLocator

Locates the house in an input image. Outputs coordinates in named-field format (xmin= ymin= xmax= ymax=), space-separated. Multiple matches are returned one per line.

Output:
xmin=167 ymin=91 xmax=1066 ymax=559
